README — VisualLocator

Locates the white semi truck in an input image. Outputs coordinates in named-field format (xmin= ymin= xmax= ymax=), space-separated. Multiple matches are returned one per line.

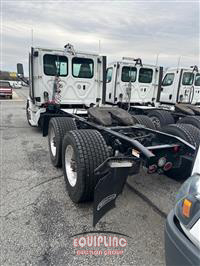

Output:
xmin=17 ymin=44 xmax=200 ymax=225
xmin=160 ymin=66 xmax=200 ymax=105
xmin=105 ymin=59 xmax=200 ymax=107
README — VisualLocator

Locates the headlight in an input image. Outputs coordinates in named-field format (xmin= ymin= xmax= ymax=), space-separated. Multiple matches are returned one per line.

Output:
xmin=175 ymin=174 xmax=200 ymax=249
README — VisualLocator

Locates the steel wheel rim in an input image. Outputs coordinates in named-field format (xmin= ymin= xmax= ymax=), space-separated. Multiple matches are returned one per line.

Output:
xmin=150 ymin=116 xmax=161 ymax=129
xmin=50 ymin=127 xmax=56 ymax=157
xmin=65 ymin=145 xmax=77 ymax=187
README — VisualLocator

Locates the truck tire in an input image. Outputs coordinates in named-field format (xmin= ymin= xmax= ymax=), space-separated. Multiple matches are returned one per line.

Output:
xmin=163 ymin=123 xmax=200 ymax=147
xmin=148 ymin=110 xmax=174 ymax=129
xmin=177 ymin=116 xmax=200 ymax=130
xmin=62 ymin=129 xmax=109 ymax=203
xmin=132 ymin=115 xmax=156 ymax=130
xmin=48 ymin=117 xmax=77 ymax=167
xmin=162 ymin=124 xmax=200 ymax=179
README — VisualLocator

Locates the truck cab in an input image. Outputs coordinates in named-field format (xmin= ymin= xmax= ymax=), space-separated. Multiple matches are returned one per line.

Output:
xmin=105 ymin=59 xmax=163 ymax=106
xmin=160 ymin=66 xmax=199 ymax=105
xmin=18 ymin=44 xmax=106 ymax=126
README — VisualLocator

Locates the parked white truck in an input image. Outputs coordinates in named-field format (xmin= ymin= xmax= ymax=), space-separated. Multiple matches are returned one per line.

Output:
xmin=17 ymin=44 xmax=200 ymax=225
xmin=160 ymin=66 xmax=200 ymax=105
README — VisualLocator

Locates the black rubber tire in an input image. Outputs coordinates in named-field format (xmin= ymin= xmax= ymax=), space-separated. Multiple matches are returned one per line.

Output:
xmin=62 ymin=129 xmax=109 ymax=203
xmin=10 ymin=95 xmax=12 ymax=99
xmin=177 ymin=116 xmax=200 ymax=130
xmin=48 ymin=117 xmax=77 ymax=167
xmin=132 ymin=115 xmax=156 ymax=130
xmin=148 ymin=110 xmax=175 ymax=129
xmin=175 ymin=103 xmax=195 ymax=115
xmin=162 ymin=123 xmax=200 ymax=147
xmin=162 ymin=123 xmax=200 ymax=179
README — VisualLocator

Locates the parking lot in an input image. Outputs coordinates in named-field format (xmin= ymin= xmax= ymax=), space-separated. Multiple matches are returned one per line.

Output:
xmin=0 ymin=87 xmax=184 ymax=265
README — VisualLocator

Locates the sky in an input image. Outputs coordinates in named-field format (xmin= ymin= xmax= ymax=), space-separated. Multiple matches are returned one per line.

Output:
xmin=1 ymin=0 xmax=200 ymax=75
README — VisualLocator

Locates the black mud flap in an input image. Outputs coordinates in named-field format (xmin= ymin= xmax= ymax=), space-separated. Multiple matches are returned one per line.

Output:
xmin=93 ymin=157 xmax=140 ymax=226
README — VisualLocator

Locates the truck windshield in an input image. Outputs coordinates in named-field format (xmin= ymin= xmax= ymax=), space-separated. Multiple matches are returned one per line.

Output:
xmin=43 ymin=54 xmax=68 ymax=76
xmin=139 ymin=68 xmax=153 ymax=83
xmin=195 ymin=73 xmax=200 ymax=86
xmin=0 ymin=82 xmax=10 ymax=88
xmin=121 ymin=66 xmax=137 ymax=82
xmin=182 ymin=72 xmax=194 ymax=86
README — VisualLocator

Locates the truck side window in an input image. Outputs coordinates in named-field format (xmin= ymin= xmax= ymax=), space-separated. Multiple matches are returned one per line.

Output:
xmin=43 ymin=54 xmax=68 ymax=76
xmin=182 ymin=72 xmax=194 ymax=85
xmin=72 ymin=58 xmax=94 ymax=79
xmin=162 ymin=73 xmax=175 ymax=86
xmin=106 ymin=68 xmax=113 ymax=83
xmin=121 ymin=67 xmax=137 ymax=82
xmin=139 ymin=68 xmax=153 ymax=83
xmin=194 ymin=74 xmax=200 ymax=86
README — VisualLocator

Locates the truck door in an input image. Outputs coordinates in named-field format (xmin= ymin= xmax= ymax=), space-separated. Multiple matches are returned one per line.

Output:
xmin=69 ymin=56 xmax=101 ymax=106
xmin=38 ymin=50 xmax=70 ymax=105
xmin=193 ymin=73 xmax=200 ymax=104
xmin=106 ymin=64 xmax=116 ymax=104
xmin=178 ymin=71 xmax=195 ymax=103
xmin=159 ymin=71 xmax=177 ymax=104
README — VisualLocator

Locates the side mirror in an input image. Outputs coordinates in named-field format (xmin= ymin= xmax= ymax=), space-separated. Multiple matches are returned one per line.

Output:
xmin=17 ymin=63 xmax=24 ymax=77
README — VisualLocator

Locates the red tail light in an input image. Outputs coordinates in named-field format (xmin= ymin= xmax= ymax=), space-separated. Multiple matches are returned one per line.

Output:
xmin=163 ymin=162 xmax=173 ymax=171
xmin=148 ymin=164 xmax=157 ymax=174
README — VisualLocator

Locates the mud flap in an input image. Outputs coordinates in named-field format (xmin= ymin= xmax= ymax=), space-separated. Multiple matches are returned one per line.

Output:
xmin=93 ymin=157 xmax=140 ymax=226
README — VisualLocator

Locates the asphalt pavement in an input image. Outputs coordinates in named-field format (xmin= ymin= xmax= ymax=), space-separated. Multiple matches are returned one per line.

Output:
xmin=0 ymin=88 xmax=184 ymax=266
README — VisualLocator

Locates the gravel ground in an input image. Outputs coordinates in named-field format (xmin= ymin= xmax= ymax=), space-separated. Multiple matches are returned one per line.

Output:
xmin=0 ymin=88 xmax=184 ymax=265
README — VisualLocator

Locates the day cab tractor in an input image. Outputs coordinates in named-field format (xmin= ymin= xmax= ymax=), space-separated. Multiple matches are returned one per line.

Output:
xmin=17 ymin=44 xmax=200 ymax=225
